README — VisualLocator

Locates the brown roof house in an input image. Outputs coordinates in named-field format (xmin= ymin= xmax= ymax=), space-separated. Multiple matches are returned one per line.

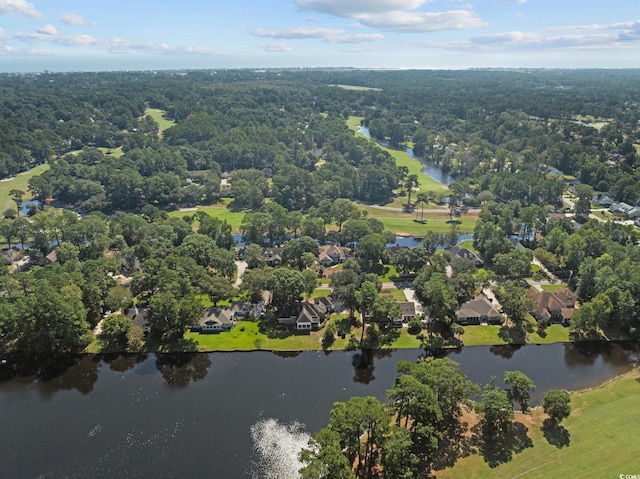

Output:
xmin=527 ymin=288 xmax=576 ymax=325
xmin=263 ymin=247 xmax=284 ymax=267
xmin=277 ymin=301 xmax=330 ymax=332
xmin=456 ymin=294 xmax=502 ymax=325
xmin=318 ymin=245 xmax=347 ymax=267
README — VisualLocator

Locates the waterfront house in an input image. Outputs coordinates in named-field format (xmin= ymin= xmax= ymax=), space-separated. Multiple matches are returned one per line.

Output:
xmin=527 ymin=288 xmax=576 ymax=325
xmin=193 ymin=307 xmax=235 ymax=333
xmin=455 ymin=294 xmax=502 ymax=325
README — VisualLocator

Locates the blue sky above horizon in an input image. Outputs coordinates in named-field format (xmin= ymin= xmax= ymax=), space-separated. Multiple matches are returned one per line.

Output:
xmin=1 ymin=0 xmax=639 ymax=72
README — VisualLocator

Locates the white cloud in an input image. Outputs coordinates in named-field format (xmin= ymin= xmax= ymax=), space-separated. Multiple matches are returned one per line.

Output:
xmin=37 ymin=24 xmax=57 ymax=36
xmin=15 ymin=31 xmax=98 ymax=45
xmin=258 ymin=42 xmax=293 ymax=52
xmin=0 ymin=27 xmax=7 ymax=42
xmin=295 ymin=0 xmax=483 ymax=33
xmin=470 ymin=31 xmax=625 ymax=49
xmin=333 ymin=33 xmax=384 ymax=43
xmin=252 ymin=26 xmax=383 ymax=43
xmin=13 ymin=28 xmax=225 ymax=56
xmin=491 ymin=0 xmax=526 ymax=4
xmin=553 ymin=20 xmax=640 ymax=33
xmin=357 ymin=10 xmax=485 ymax=32
xmin=0 ymin=0 xmax=41 ymax=18
xmin=60 ymin=13 xmax=95 ymax=26
xmin=296 ymin=0 xmax=426 ymax=17
xmin=253 ymin=26 xmax=344 ymax=39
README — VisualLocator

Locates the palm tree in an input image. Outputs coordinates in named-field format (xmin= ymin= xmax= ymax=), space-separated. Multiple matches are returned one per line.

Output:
xmin=415 ymin=193 xmax=429 ymax=223
xmin=404 ymin=174 xmax=419 ymax=207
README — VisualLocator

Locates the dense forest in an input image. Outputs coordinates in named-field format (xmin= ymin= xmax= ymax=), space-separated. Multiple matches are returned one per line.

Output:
xmin=2 ymin=69 xmax=639 ymax=208
xmin=2 ymin=69 xmax=640 ymax=358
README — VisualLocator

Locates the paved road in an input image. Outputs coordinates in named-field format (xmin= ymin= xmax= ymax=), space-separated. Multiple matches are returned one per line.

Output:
xmin=234 ymin=260 xmax=247 ymax=287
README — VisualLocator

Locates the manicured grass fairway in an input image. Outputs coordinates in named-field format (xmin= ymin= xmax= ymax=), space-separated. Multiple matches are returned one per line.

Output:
xmin=97 ymin=146 xmax=124 ymax=158
xmin=348 ymin=116 xmax=449 ymax=196
xmin=436 ymin=368 xmax=640 ymax=478
xmin=0 ymin=163 xmax=50 ymax=211
xmin=144 ymin=108 xmax=176 ymax=132
xmin=358 ymin=205 xmax=478 ymax=235
xmin=167 ymin=203 xmax=246 ymax=233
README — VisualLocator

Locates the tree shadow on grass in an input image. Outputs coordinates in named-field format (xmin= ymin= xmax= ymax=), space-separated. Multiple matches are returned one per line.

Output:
xmin=542 ymin=418 xmax=571 ymax=448
xmin=431 ymin=420 xmax=475 ymax=471
xmin=471 ymin=422 xmax=533 ymax=468
xmin=498 ymin=324 xmax=528 ymax=344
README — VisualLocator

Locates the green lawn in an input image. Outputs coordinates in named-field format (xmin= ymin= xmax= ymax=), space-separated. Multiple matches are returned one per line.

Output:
xmin=437 ymin=368 xmax=640 ymax=478
xmin=167 ymin=203 xmax=246 ymax=232
xmin=380 ymin=287 xmax=407 ymax=301
xmin=347 ymin=115 xmax=365 ymax=131
xmin=458 ymin=240 xmax=477 ymax=251
xmin=460 ymin=325 xmax=509 ymax=346
xmin=459 ymin=323 xmax=569 ymax=346
xmin=358 ymin=205 xmax=478 ymax=235
xmin=390 ymin=329 xmax=422 ymax=348
xmin=541 ymin=284 xmax=569 ymax=292
xmin=97 ymin=146 xmax=124 ymax=158
xmin=186 ymin=320 xmax=325 ymax=351
xmin=144 ymin=108 xmax=176 ymax=132
xmin=527 ymin=324 xmax=570 ymax=344
xmin=0 ymin=163 xmax=50 ymax=212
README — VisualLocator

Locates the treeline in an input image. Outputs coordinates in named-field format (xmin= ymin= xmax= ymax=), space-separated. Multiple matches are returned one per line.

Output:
xmin=4 ymin=69 xmax=640 ymax=212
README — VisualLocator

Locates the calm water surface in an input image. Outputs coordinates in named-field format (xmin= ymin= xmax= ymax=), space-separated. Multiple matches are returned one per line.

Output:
xmin=1 ymin=342 xmax=638 ymax=478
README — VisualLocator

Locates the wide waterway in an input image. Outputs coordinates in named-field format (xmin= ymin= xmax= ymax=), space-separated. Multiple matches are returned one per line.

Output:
xmin=1 ymin=342 xmax=638 ymax=478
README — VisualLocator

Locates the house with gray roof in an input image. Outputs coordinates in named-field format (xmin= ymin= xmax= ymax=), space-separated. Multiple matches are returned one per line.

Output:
xmin=192 ymin=307 xmax=235 ymax=333
xmin=456 ymin=294 xmax=502 ymax=325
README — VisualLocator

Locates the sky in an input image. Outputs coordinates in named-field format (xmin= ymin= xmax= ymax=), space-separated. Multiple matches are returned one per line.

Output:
xmin=1 ymin=0 xmax=640 ymax=72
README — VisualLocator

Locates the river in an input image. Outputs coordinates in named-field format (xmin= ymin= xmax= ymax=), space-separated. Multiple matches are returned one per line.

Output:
xmin=357 ymin=125 xmax=454 ymax=185
xmin=1 ymin=342 xmax=638 ymax=478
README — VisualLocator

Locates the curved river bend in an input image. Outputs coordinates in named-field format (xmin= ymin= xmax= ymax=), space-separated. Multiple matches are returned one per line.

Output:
xmin=1 ymin=342 xmax=638 ymax=478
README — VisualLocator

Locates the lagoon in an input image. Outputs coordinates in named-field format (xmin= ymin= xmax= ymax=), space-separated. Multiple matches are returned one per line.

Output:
xmin=1 ymin=342 xmax=638 ymax=478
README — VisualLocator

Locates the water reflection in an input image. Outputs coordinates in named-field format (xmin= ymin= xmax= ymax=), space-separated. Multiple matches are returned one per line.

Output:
xmin=0 ymin=353 xmax=100 ymax=396
xmin=103 ymin=353 xmax=148 ymax=373
xmin=489 ymin=344 xmax=524 ymax=359
xmin=155 ymin=353 xmax=212 ymax=387
xmin=351 ymin=349 xmax=396 ymax=384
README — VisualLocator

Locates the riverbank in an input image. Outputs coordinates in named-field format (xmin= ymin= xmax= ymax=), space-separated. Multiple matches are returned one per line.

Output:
xmin=436 ymin=366 xmax=640 ymax=478
xmin=348 ymin=115 xmax=449 ymax=196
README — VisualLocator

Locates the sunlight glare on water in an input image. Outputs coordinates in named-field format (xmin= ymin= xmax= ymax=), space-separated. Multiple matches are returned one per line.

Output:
xmin=249 ymin=418 xmax=311 ymax=479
